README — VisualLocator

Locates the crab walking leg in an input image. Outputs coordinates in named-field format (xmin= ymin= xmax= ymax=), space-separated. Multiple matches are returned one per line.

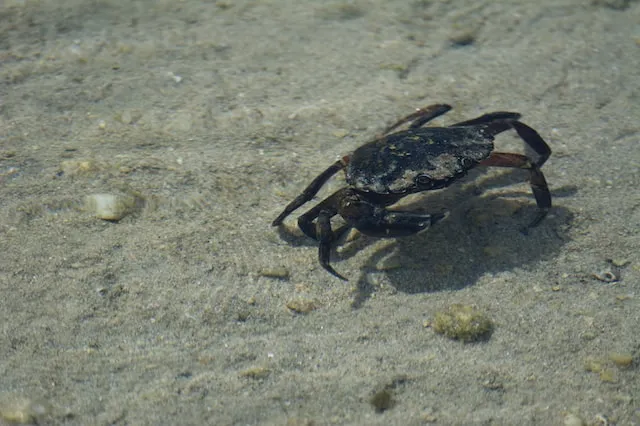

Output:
xmin=380 ymin=104 xmax=452 ymax=135
xmin=296 ymin=190 xmax=343 ymax=240
xmin=480 ymin=152 xmax=551 ymax=229
xmin=289 ymin=189 xmax=353 ymax=280
xmin=391 ymin=211 xmax=447 ymax=235
xmin=338 ymin=192 xmax=447 ymax=238
xmin=351 ymin=209 xmax=446 ymax=238
xmin=450 ymin=111 xmax=521 ymax=127
xmin=511 ymin=121 xmax=551 ymax=167
xmin=452 ymin=115 xmax=551 ymax=168
xmin=316 ymin=210 xmax=348 ymax=281
xmin=452 ymin=114 xmax=552 ymax=230
xmin=272 ymin=159 xmax=346 ymax=227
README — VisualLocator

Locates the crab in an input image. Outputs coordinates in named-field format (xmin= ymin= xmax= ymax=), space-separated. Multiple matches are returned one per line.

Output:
xmin=272 ymin=104 xmax=551 ymax=280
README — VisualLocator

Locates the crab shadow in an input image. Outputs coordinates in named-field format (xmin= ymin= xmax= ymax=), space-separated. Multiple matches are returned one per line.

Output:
xmin=274 ymin=167 xmax=576 ymax=308
xmin=338 ymin=168 xmax=577 ymax=307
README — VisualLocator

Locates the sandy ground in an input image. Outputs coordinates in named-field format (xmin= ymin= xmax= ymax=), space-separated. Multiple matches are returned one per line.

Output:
xmin=1 ymin=0 xmax=639 ymax=425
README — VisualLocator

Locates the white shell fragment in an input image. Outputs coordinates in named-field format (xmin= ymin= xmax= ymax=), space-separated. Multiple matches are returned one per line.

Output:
xmin=85 ymin=193 xmax=137 ymax=221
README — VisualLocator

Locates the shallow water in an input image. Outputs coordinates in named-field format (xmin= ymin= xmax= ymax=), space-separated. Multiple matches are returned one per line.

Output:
xmin=1 ymin=1 xmax=639 ymax=424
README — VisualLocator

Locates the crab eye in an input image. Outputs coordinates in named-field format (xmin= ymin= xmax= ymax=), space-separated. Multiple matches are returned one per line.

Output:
xmin=415 ymin=174 xmax=433 ymax=188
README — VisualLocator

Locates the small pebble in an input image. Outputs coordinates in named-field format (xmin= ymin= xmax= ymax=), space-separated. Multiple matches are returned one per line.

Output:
xmin=258 ymin=266 xmax=290 ymax=279
xmin=370 ymin=389 xmax=394 ymax=413
xmin=286 ymin=298 xmax=317 ymax=314
xmin=432 ymin=304 xmax=494 ymax=342
xmin=592 ymin=270 xmax=618 ymax=283
xmin=563 ymin=412 xmax=585 ymax=426
xmin=599 ymin=369 xmax=616 ymax=383
xmin=449 ymin=29 xmax=476 ymax=46
xmin=609 ymin=352 xmax=633 ymax=367
xmin=610 ymin=258 xmax=629 ymax=267
xmin=60 ymin=159 xmax=98 ymax=176
xmin=584 ymin=358 xmax=604 ymax=373
xmin=332 ymin=129 xmax=349 ymax=138
xmin=167 ymin=71 xmax=183 ymax=83
xmin=239 ymin=366 xmax=271 ymax=379
xmin=0 ymin=396 xmax=51 ymax=424
xmin=85 ymin=193 xmax=137 ymax=221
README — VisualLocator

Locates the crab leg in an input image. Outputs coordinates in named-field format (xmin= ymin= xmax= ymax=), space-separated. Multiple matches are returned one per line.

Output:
xmin=511 ymin=121 xmax=551 ymax=167
xmin=452 ymin=114 xmax=551 ymax=167
xmin=453 ymin=113 xmax=552 ymax=230
xmin=293 ymin=189 xmax=352 ymax=280
xmin=380 ymin=104 xmax=452 ymax=135
xmin=347 ymin=207 xmax=446 ymax=238
xmin=295 ymin=190 xmax=343 ymax=240
xmin=480 ymin=152 xmax=551 ymax=230
xmin=450 ymin=111 xmax=521 ymax=127
xmin=272 ymin=159 xmax=346 ymax=226
xmin=316 ymin=210 xmax=348 ymax=281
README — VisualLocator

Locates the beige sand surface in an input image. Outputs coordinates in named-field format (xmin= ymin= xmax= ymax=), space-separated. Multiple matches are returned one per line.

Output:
xmin=1 ymin=1 xmax=639 ymax=424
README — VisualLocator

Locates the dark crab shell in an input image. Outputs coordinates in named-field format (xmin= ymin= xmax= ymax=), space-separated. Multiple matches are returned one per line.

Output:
xmin=346 ymin=126 xmax=495 ymax=195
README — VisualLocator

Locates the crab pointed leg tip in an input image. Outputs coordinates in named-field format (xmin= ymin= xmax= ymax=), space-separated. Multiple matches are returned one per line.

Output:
xmin=326 ymin=266 xmax=348 ymax=281
xmin=272 ymin=213 xmax=286 ymax=227
xmin=334 ymin=271 xmax=349 ymax=282
xmin=432 ymin=212 xmax=448 ymax=224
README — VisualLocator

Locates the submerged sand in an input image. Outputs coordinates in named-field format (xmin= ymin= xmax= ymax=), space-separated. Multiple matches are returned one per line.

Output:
xmin=1 ymin=1 xmax=639 ymax=424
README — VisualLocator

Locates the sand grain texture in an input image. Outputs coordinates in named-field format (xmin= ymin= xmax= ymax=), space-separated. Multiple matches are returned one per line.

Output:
xmin=1 ymin=1 xmax=639 ymax=425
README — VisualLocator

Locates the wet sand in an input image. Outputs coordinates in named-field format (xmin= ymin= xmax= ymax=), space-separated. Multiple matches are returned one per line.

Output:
xmin=1 ymin=1 xmax=639 ymax=424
